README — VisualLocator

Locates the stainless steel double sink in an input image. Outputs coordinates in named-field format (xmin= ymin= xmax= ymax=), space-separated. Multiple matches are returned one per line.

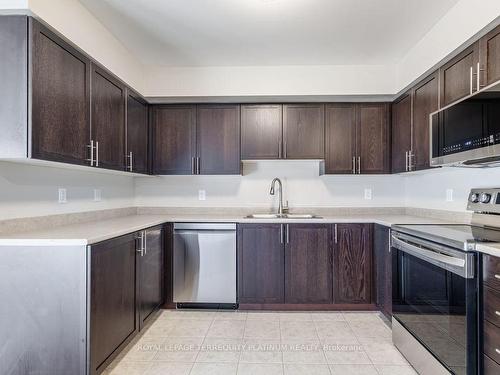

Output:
xmin=245 ymin=213 xmax=321 ymax=219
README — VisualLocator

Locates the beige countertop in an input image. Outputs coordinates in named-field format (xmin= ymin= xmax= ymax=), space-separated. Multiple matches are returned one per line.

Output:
xmin=0 ymin=211 xmax=456 ymax=246
xmin=475 ymin=243 xmax=500 ymax=258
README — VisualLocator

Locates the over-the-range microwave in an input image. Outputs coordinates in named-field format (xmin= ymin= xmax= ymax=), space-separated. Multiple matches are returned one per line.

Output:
xmin=430 ymin=79 xmax=500 ymax=167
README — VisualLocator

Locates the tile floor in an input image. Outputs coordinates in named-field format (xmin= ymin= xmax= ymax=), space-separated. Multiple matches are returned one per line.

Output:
xmin=103 ymin=310 xmax=417 ymax=375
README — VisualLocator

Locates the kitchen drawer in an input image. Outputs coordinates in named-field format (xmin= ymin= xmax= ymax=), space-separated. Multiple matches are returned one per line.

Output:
xmin=484 ymin=254 xmax=500 ymax=291
xmin=484 ymin=319 xmax=500 ymax=364
xmin=485 ymin=286 xmax=500 ymax=328
xmin=484 ymin=354 xmax=500 ymax=374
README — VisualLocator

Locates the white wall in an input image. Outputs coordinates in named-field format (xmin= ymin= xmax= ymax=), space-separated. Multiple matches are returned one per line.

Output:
xmin=0 ymin=161 xmax=135 ymax=220
xmin=404 ymin=167 xmax=500 ymax=211
xmin=134 ymin=161 xmax=405 ymax=209
xmin=26 ymin=0 xmax=144 ymax=92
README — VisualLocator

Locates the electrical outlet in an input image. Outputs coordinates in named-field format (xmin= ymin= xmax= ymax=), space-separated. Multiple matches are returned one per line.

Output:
xmin=94 ymin=189 xmax=102 ymax=202
xmin=198 ymin=190 xmax=206 ymax=201
xmin=58 ymin=188 xmax=67 ymax=203
xmin=364 ymin=188 xmax=372 ymax=200
xmin=446 ymin=189 xmax=453 ymax=202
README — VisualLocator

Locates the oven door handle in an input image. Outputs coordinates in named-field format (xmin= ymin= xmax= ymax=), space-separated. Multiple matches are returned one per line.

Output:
xmin=391 ymin=234 xmax=474 ymax=278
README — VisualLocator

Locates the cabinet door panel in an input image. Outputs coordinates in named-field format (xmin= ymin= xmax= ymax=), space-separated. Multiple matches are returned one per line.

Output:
xmin=283 ymin=104 xmax=324 ymax=159
xmin=31 ymin=19 xmax=90 ymax=165
xmin=138 ymin=226 xmax=164 ymax=329
xmin=241 ymin=105 xmax=282 ymax=159
xmin=334 ymin=224 xmax=372 ymax=304
xmin=90 ymin=233 xmax=137 ymax=374
xmin=152 ymin=106 xmax=196 ymax=175
xmin=285 ymin=224 xmax=332 ymax=304
xmin=412 ymin=72 xmax=438 ymax=171
xmin=91 ymin=66 xmax=126 ymax=171
xmin=238 ymin=224 xmax=284 ymax=304
xmin=197 ymin=105 xmax=241 ymax=174
xmin=358 ymin=104 xmax=390 ymax=174
xmin=391 ymin=94 xmax=412 ymax=173
xmin=440 ymin=43 xmax=479 ymax=107
xmin=325 ymin=104 xmax=357 ymax=174
xmin=126 ymin=92 xmax=149 ymax=174
xmin=480 ymin=24 xmax=500 ymax=87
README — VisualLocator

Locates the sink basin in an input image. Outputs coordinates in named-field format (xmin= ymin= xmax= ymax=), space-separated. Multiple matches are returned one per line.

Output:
xmin=245 ymin=213 xmax=320 ymax=219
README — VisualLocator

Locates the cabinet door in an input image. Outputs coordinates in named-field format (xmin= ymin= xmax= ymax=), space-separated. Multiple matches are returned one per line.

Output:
xmin=283 ymin=104 xmax=325 ymax=159
xmin=324 ymin=104 xmax=357 ymax=174
xmin=91 ymin=65 xmax=126 ymax=171
xmin=285 ymin=224 xmax=332 ymax=304
xmin=358 ymin=104 xmax=390 ymax=174
xmin=152 ymin=105 xmax=196 ymax=175
xmin=391 ymin=94 xmax=412 ymax=173
xmin=412 ymin=72 xmax=439 ymax=171
xmin=241 ymin=104 xmax=282 ymax=159
xmin=334 ymin=224 xmax=373 ymax=304
xmin=138 ymin=226 xmax=164 ymax=329
xmin=479 ymin=24 xmax=500 ymax=87
xmin=31 ymin=19 xmax=90 ymax=165
xmin=238 ymin=224 xmax=284 ymax=304
xmin=373 ymin=224 xmax=391 ymax=318
xmin=90 ymin=233 xmax=137 ymax=374
xmin=126 ymin=91 xmax=149 ymax=174
xmin=439 ymin=42 xmax=479 ymax=107
xmin=197 ymin=105 xmax=241 ymax=174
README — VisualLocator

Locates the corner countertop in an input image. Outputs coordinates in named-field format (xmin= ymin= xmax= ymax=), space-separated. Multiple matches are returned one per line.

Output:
xmin=0 ymin=211 xmax=458 ymax=246
xmin=475 ymin=243 xmax=500 ymax=258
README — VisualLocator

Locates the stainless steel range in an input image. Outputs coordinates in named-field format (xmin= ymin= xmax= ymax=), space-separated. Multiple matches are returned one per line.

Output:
xmin=391 ymin=188 xmax=500 ymax=375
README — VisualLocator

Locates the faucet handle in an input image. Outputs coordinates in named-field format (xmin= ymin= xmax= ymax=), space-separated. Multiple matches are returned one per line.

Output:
xmin=283 ymin=200 xmax=289 ymax=213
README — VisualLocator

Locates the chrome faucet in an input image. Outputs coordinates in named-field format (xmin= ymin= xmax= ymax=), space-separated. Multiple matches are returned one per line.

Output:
xmin=269 ymin=177 xmax=287 ymax=216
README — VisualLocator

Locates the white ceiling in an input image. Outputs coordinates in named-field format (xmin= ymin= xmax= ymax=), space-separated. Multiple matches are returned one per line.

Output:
xmin=79 ymin=0 xmax=460 ymax=67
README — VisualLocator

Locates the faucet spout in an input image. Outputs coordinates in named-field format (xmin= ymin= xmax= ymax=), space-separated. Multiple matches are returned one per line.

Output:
xmin=269 ymin=178 xmax=284 ymax=215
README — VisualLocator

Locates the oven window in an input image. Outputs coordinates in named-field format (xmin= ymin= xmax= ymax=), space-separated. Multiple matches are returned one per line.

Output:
xmin=392 ymin=251 xmax=467 ymax=375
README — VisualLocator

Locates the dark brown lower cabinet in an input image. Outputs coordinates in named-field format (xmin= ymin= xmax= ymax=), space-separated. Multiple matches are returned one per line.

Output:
xmin=333 ymin=223 xmax=373 ymax=304
xmin=90 ymin=233 xmax=138 ymax=375
xmin=137 ymin=226 xmax=165 ymax=329
xmin=238 ymin=224 xmax=285 ymax=304
xmin=373 ymin=224 xmax=391 ymax=317
xmin=285 ymin=224 xmax=332 ymax=304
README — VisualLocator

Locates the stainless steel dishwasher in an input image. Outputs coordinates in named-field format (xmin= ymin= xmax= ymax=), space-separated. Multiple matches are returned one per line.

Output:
xmin=173 ymin=223 xmax=237 ymax=307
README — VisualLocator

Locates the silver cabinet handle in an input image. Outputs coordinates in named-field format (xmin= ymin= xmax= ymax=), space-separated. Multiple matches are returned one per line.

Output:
xmin=136 ymin=232 xmax=145 ymax=256
xmin=280 ymin=224 xmax=284 ymax=244
xmin=334 ymin=224 xmax=338 ymax=244
xmin=286 ymin=224 xmax=289 ymax=244
xmin=388 ymin=229 xmax=391 ymax=253
xmin=95 ymin=141 xmax=99 ymax=167
xmin=477 ymin=62 xmax=485 ymax=89
xmin=144 ymin=231 xmax=147 ymax=255
xmin=495 ymin=310 xmax=500 ymax=317
xmin=496 ymin=348 xmax=500 ymax=355
xmin=126 ymin=151 xmax=133 ymax=171
xmin=405 ymin=151 xmax=409 ymax=172
xmin=352 ymin=157 xmax=356 ymax=174
xmin=87 ymin=140 xmax=94 ymax=166
xmin=495 ymin=274 xmax=500 ymax=280
xmin=357 ymin=156 xmax=361 ymax=174
xmin=408 ymin=150 xmax=413 ymax=171
xmin=470 ymin=66 xmax=474 ymax=95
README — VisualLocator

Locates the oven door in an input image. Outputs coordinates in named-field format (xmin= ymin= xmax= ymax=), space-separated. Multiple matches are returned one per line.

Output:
xmin=391 ymin=232 xmax=477 ymax=375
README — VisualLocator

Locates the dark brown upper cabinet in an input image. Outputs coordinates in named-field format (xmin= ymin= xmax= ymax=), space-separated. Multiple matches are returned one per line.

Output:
xmin=285 ymin=224 xmax=333 ymax=304
xmin=241 ymin=104 xmax=283 ymax=159
xmin=152 ymin=105 xmax=196 ymax=175
xmin=91 ymin=65 xmax=126 ymax=171
xmin=391 ymin=93 xmax=412 ymax=173
xmin=283 ymin=104 xmax=325 ymax=159
xmin=126 ymin=90 xmax=149 ymax=174
xmin=31 ymin=18 xmax=91 ymax=165
xmin=333 ymin=223 xmax=373 ymax=304
xmin=238 ymin=224 xmax=285 ymax=304
xmin=479 ymin=24 xmax=500 ymax=87
xmin=412 ymin=72 xmax=439 ymax=171
xmin=197 ymin=105 xmax=241 ymax=174
xmin=440 ymin=42 xmax=480 ymax=107
xmin=324 ymin=104 xmax=357 ymax=174
xmin=358 ymin=103 xmax=390 ymax=174
xmin=323 ymin=103 xmax=389 ymax=174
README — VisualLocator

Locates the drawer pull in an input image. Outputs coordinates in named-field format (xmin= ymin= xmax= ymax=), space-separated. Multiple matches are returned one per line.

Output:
xmin=496 ymin=311 xmax=500 ymax=317
xmin=495 ymin=274 xmax=500 ymax=280
xmin=496 ymin=348 xmax=500 ymax=355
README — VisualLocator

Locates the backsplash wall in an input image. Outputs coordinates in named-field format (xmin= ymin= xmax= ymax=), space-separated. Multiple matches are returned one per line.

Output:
xmin=0 ymin=161 xmax=135 ymax=220
xmin=134 ymin=161 xmax=405 ymax=209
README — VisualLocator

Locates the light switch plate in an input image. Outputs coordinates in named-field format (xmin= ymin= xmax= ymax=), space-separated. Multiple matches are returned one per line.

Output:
xmin=94 ymin=189 xmax=102 ymax=202
xmin=198 ymin=190 xmax=206 ymax=201
xmin=364 ymin=188 xmax=372 ymax=200
xmin=58 ymin=188 xmax=67 ymax=203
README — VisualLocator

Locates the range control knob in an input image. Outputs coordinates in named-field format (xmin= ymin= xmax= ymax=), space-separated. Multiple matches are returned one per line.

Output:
xmin=470 ymin=193 xmax=480 ymax=203
xmin=480 ymin=193 xmax=492 ymax=203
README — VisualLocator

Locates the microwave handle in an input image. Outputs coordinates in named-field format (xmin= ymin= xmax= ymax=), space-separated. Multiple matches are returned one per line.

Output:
xmin=391 ymin=234 xmax=473 ymax=278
